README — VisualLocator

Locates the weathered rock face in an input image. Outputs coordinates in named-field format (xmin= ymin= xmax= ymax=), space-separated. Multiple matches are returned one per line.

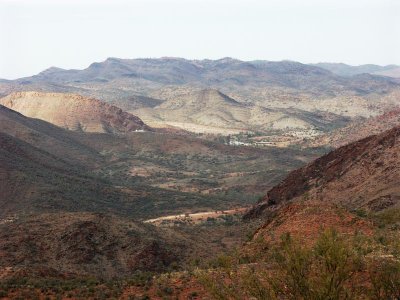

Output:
xmin=246 ymin=125 xmax=400 ymax=219
xmin=0 ymin=92 xmax=149 ymax=134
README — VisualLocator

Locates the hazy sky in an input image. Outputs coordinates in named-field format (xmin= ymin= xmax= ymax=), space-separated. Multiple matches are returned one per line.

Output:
xmin=0 ymin=0 xmax=399 ymax=79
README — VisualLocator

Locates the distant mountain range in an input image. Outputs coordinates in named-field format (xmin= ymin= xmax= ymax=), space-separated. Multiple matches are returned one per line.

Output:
xmin=6 ymin=58 xmax=400 ymax=94
xmin=1 ymin=57 xmax=399 ymax=138
xmin=312 ymin=62 xmax=400 ymax=78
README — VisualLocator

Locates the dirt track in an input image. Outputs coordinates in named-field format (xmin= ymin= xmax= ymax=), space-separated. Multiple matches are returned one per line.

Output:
xmin=144 ymin=207 xmax=249 ymax=225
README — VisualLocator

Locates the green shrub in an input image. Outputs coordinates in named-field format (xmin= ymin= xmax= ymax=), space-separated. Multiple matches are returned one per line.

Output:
xmin=353 ymin=208 xmax=367 ymax=218
xmin=369 ymin=259 xmax=400 ymax=300
xmin=198 ymin=228 xmax=371 ymax=300
xmin=372 ymin=208 xmax=400 ymax=229
xmin=270 ymin=233 xmax=313 ymax=299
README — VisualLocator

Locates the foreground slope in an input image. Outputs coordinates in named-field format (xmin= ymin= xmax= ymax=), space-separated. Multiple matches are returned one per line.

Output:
xmin=0 ymin=92 xmax=148 ymax=133
xmin=0 ymin=212 xmax=189 ymax=278
xmin=247 ymin=125 xmax=400 ymax=218
xmin=250 ymin=200 xmax=373 ymax=244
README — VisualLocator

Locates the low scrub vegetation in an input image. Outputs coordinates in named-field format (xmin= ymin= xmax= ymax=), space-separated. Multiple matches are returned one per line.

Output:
xmin=197 ymin=228 xmax=400 ymax=299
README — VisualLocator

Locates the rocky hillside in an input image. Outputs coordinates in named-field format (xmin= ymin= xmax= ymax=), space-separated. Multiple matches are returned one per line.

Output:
xmin=0 ymin=92 xmax=148 ymax=134
xmin=250 ymin=200 xmax=373 ymax=244
xmin=247 ymin=125 xmax=400 ymax=218
xmin=0 ymin=212 xmax=189 ymax=278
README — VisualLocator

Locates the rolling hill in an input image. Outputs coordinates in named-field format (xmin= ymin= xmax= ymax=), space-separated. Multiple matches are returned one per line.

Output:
xmin=133 ymin=88 xmax=350 ymax=134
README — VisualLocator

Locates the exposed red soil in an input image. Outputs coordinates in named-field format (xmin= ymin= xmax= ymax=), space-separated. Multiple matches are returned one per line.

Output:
xmin=121 ymin=276 xmax=208 ymax=300
xmin=252 ymin=201 xmax=373 ymax=244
